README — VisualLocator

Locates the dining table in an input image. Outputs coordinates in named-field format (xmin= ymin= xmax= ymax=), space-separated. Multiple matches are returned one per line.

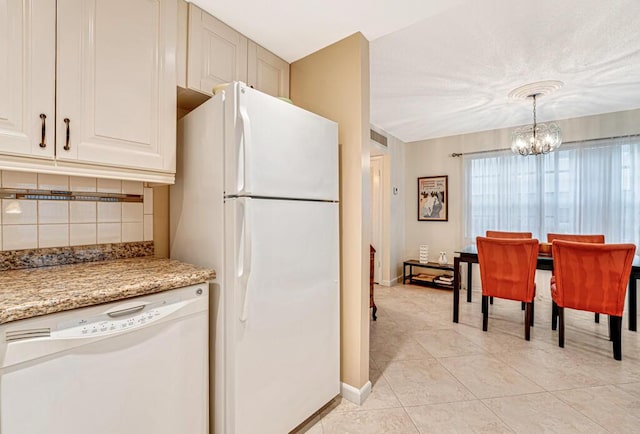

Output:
xmin=452 ymin=245 xmax=640 ymax=331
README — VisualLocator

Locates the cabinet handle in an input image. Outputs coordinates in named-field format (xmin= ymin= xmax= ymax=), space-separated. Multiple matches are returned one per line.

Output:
xmin=39 ymin=114 xmax=47 ymax=148
xmin=107 ymin=305 xmax=146 ymax=318
xmin=63 ymin=118 xmax=70 ymax=151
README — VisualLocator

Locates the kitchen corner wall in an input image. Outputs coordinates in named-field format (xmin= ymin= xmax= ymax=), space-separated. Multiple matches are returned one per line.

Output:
xmin=0 ymin=170 xmax=154 ymax=251
xmin=291 ymin=32 xmax=371 ymax=396
xmin=152 ymin=185 xmax=169 ymax=258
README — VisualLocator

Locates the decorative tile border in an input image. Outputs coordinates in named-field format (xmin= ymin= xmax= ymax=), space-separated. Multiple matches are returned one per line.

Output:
xmin=0 ymin=241 xmax=154 ymax=271
xmin=0 ymin=188 xmax=143 ymax=202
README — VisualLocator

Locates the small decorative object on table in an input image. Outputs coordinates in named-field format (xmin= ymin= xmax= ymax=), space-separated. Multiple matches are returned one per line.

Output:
xmin=419 ymin=244 xmax=429 ymax=264
xmin=438 ymin=251 xmax=448 ymax=265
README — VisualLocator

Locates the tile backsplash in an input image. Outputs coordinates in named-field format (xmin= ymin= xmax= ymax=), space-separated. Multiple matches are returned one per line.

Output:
xmin=0 ymin=171 xmax=153 ymax=251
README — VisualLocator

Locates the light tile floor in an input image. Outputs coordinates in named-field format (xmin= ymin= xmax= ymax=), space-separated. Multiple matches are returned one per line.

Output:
xmin=293 ymin=282 xmax=640 ymax=433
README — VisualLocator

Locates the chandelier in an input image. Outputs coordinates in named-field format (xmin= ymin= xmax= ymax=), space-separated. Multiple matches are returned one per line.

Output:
xmin=511 ymin=93 xmax=562 ymax=156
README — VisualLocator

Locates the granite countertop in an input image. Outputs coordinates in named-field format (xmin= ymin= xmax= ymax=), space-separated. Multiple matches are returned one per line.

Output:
xmin=0 ymin=257 xmax=215 ymax=325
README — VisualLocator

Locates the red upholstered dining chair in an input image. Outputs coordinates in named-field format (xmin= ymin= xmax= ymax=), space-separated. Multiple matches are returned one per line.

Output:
xmin=486 ymin=230 xmax=533 ymax=239
xmin=476 ymin=237 xmax=539 ymax=340
xmin=547 ymin=233 xmax=605 ymax=328
xmin=551 ymin=240 xmax=636 ymax=360
xmin=547 ymin=233 xmax=605 ymax=244
xmin=486 ymin=231 xmax=533 ymax=309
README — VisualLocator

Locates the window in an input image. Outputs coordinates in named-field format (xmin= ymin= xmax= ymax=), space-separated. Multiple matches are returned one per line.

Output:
xmin=463 ymin=136 xmax=640 ymax=246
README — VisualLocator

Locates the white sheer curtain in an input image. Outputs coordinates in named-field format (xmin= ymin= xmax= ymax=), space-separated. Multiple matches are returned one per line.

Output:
xmin=463 ymin=136 xmax=640 ymax=246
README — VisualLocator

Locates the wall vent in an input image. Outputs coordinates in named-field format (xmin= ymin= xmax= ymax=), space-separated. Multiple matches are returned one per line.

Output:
xmin=370 ymin=130 xmax=388 ymax=147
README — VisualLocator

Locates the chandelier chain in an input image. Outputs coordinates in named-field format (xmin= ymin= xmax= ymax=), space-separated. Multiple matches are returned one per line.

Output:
xmin=532 ymin=94 xmax=537 ymax=143
xmin=532 ymin=95 xmax=537 ymax=128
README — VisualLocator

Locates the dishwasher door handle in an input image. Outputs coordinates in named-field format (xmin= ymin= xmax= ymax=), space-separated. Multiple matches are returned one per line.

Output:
xmin=107 ymin=305 xmax=146 ymax=318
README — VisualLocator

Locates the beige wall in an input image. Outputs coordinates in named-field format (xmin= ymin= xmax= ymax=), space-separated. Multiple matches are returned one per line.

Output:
xmin=290 ymin=33 xmax=371 ymax=390
xmin=403 ymin=108 xmax=640 ymax=273
xmin=153 ymin=185 xmax=170 ymax=258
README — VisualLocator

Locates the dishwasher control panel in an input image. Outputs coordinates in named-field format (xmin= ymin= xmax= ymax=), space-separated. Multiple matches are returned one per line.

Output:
xmin=78 ymin=308 xmax=163 ymax=336
xmin=55 ymin=296 xmax=186 ymax=339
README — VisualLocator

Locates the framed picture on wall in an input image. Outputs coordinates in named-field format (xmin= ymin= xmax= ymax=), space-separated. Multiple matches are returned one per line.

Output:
xmin=418 ymin=175 xmax=448 ymax=221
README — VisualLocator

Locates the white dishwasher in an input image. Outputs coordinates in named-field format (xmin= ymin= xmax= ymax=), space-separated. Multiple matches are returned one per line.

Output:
xmin=0 ymin=283 xmax=208 ymax=434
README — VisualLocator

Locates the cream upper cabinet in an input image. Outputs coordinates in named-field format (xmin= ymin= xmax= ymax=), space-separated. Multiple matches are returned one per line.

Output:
xmin=247 ymin=41 xmax=290 ymax=98
xmin=187 ymin=3 xmax=247 ymax=95
xmin=0 ymin=0 xmax=176 ymax=183
xmin=56 ymin=0 xmax=177 ymax=173
xmin=179 ymin=2 xmax=289 ymax=100
xmin=0 ymin=0 xmax=55 ymax=159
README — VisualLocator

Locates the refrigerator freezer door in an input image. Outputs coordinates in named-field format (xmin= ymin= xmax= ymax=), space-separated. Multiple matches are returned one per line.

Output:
xmin=224 ymin=197 xmax=340 ymax=434
xmin=225 ymin=83 xmax=338 ymax=201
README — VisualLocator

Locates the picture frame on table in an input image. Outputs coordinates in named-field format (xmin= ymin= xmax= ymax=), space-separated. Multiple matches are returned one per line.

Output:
xmin=418 ymin=175 xmax=448 ymax=221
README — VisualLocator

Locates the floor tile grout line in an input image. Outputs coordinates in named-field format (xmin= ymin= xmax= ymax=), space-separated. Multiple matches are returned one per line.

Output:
xmin=433 ymin=355 xmax=484 ymax=401
xmin=549 ymin=388 xmax=615 ymax=433
xmin=365 ymin=371 xmax=405 ymax=413
xmin=376 ymin=354 xmax=482 ymax=408
xmin=479 ymin=390 xmax=599 ymax=433
xmin=476 ymin=396 xmax=518 ymax=433
xmin=382 ymin=358 xmax=502 ymax=434
xmin=483 ymin=347 xmax=553 ymax=393
xmin=400 ymin=405 xmax=422 ymax=434
xmin=365 ymin=357 xmax=415 ymax=415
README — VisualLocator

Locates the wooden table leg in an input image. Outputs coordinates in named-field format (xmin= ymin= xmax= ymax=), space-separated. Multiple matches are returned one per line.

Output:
xmin=370 ymin=246 xmax=376 ymax=321
xmin=403 ymin=263 xmax=407 ymax=285
xmin=453 ymin=256 xmax=460 ymax=323
xmin=466 ymin=262 xmax=473 ymax=303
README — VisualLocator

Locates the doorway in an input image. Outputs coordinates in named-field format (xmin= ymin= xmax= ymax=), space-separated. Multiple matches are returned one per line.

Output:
xmin=370 ymin=156 xmax=383 ymax=283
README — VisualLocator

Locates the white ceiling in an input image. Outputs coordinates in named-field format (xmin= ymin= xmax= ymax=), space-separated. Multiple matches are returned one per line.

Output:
xmin=192 ymin=0 xmax=640 ymax=143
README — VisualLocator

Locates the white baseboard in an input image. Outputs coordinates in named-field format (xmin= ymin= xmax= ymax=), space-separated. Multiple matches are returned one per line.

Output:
xmin=380 ymin=275 xmax=400 ymax=287
xmin=340 ymin=380 xmax=372 ymax=405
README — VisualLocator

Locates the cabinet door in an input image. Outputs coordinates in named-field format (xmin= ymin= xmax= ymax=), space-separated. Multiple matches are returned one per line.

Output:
xmin=56 ymin=0 xmax=177 ymax=172
xmin=247 ymin=41 xmax=289 ymax=98
xmin=187 ymin=4 xmax=247 ymax=95
xmin=0 ymin=0 xmax=55 ymax=159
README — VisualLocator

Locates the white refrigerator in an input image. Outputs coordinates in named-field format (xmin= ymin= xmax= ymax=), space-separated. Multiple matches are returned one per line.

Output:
xmin=170 ymin=82 xmax=340 ymax=434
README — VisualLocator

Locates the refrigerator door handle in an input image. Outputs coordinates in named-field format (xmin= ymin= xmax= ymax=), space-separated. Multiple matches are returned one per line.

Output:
xmin=238 ymin=90 xmax=252 ymax=195
xmin=238 ymin=198 xmax=252 ymax=322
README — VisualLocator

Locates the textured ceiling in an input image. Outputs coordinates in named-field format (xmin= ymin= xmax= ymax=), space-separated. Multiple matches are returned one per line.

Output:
xmin=191 ymin=0 xmax=640 ymax=143
xmin=189 ymin=0 xmax=462 ymax=62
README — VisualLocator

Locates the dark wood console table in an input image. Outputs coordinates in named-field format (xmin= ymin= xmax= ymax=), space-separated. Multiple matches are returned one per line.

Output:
xmin=403 ymin=260 xmax=455 ymax=290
